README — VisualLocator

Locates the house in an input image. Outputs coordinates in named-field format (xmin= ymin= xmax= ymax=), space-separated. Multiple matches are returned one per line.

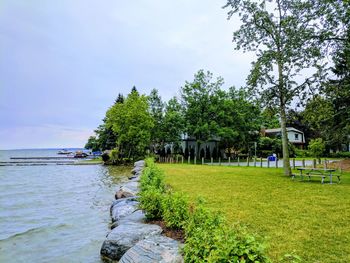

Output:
xmin=262 ymin=127 xmax=305 ymax=149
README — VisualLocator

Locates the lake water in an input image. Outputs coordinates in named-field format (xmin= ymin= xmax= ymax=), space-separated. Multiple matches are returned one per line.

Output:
xmin=0 ymin=149 xmax=131 ymax=263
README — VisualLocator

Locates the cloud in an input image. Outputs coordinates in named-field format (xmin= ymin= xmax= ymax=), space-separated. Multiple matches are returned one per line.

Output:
xmin=0 ymin=0 xmax=256 ymax=149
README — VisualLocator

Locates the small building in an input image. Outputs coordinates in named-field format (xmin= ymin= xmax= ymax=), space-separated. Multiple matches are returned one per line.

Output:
xmin=262 ymin=127 xmax=305 ymax=149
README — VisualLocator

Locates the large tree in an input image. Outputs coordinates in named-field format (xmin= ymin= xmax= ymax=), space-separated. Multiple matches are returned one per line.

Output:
xmin=106 ymin=89 xmax=154 ymax=159
xmin=181 ymin=70 xmax=224 ymax=158
xmin=148 ymin=89 xmax=165 ymax=153
xmin=224 ymin=0 xmax=341 ymax=175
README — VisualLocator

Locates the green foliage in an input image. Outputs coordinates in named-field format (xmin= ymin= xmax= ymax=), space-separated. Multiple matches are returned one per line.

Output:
xmin=109 ymin=148 xmax=119 ymax=164
xmin=329 ymin=151 xmax=350 ymax=159
xmin=84 ymin=136 xmax=100 ymax=152
xmin=106 ymin=90 xmax=154 ymax=160
xmin=163 ymin=97 xmax=185 ymax=148
xmin=161 ymin=191 xmax=189 ymax=229
xmin=139 ymin=186 xmax=164 ymax=220
xmin=294 ymin=149 xmax=311 ymax=158
xmin=308 ymin=138 xmax=326 ymax=158
xmin=183 ymin=199 xmax=269 ymax=263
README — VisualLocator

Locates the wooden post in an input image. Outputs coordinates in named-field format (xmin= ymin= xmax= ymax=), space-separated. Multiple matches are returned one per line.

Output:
xmin=228 ymin=157 xmax=231 ymax=165
xmin=292 ymin=158 xmax=295 ymax=170
xmin=324 ymin=159 xmax=327 ymax=169
xmin=219 ymin=157 xmax=221 ymax=165
xmin=254 ymin=157 xmax=257 ymax=167
xmin=267 ymin=158 xmax=270 ymax=168
xmin=211 ymin=157 xmax=213 ymax=165
xmin=247 ymin=157 xmax=250 ymax=167
xmin=313 ymin=159 xmax=316 ymax=168
xmin=318 ymin=158 xmax=321 ymax=165
xmin=302 ymin=159 xmax=305 ymax=168
xmin=260 ymin=157 xmax=263 ymax=168
xmin=181 ymin=156 xmax=184 ymax=164
xmin=238 ymin=157 xmax=240 ymax=167
xmin=202 ymin=157 xmax=204 ymax=165
xmin=188 ymin=156 xmax=190 ymax=164
xmin=194 ymin=156 xmax=197 ymax=165
xmin=275 ymin=159 xmax=278 ymax=168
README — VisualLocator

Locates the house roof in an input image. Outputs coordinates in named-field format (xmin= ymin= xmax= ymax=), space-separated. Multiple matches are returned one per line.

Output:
xmin=264 ymin=127 xmax=304 ymax=134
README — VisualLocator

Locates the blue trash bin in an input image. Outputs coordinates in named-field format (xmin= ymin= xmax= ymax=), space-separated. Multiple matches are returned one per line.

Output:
xmin=268 ymin=156 xmax=276 ymax=161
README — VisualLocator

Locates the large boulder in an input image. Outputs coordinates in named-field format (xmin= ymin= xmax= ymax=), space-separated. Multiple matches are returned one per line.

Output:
xmin=111 ymin=210 xmax=146 ymax=229
xmin=119 ymin=235 xmax=184 ymax=263
xmin=131 ymin=166 xmax=143 ymax=175
xmin=122 ymin=181 xmax=139 ymax=193
xmin=115 ymin=187 xmax=136 ymax=200
xmin=110 ymin=198 xmax=139 ymax=222
xmin=134 ymin=160 xmax=145 ymax=167
xmin=100 ymin=222 xmax=162 ymax=261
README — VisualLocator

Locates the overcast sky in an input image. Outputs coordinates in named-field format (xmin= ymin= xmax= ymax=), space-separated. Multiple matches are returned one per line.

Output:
xmin=0 ymin=0 xmax=255 ymax=149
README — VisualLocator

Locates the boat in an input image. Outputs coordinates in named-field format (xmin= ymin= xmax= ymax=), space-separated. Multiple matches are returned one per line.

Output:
xmin=57 ymin=149 xmax=73 ymax=155
xmin=74 ymin=151 xmax=88 ymax=158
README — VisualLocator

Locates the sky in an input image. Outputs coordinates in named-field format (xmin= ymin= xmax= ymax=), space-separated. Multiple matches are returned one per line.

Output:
xmin=0 ymin=0 xmax=255 ymax=150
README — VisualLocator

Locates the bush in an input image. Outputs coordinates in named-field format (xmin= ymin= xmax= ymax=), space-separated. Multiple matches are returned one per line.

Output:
xmin=294 ymin=149 xmax=311 ymax=158
xmin=308 ymin=138 xmax=326 ymax=158
xmin=329 ymin=151 xmax=350 ymax=158
xmin=140 ymin=166 xmax=165 ymax=193
xmin=183 ymin=199 xmax=270 ymax=263
xmin=101 ymin=152 xmax=110 ymax=163
xmin=109 ymin=148 xmax=119 ymax=164
xmin=139 ymin=186 xmax=164 ymax=220
xmin=161 ymin=191 xmax=189 ymax=229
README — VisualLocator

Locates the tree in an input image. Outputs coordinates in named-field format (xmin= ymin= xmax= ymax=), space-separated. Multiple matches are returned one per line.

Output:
xmin=181 ymin=70 xmax=224 ymax=158
xmin=85 ymin=136 xmax=100 ymax=152
xmin=106 ymin=89 xmax=154 ymax=159
xmin=163 ymin=97 xmax=185 ymax=151
xmin=224 ymin=0 xmax=333 ymax=176
xmin=148 ymin=89 xmax=165 ymax=153
xmin=308 ymin=138 xmax=326 ymax=158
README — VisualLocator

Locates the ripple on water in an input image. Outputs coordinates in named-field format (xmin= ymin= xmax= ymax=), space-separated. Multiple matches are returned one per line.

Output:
xmin=0 ymin=150 xmax=130 ymax=263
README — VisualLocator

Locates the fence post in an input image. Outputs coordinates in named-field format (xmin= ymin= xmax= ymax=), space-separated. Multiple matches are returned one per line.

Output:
xmin=292 ymin=158 xmax=295 ymax=170
xmin=182 ymin=156 xmax=184 ymax=164
xmin=318 ymin=158 xmax=321 ymax=165
xmin=202 ymin=157 xmax=204 ymax=165
xmin=238 ymin=157 xmax=240 ymax=167
xmin=247 ymin=157 xmax=250 ymax=167
xmin=228 ymin=157 xmax=231 ymax=165
xmin=313 ymin=159 xmax=316 ymax=168
xmin=211 ymin=157 xmax=213 ymax=165
xmin=260 ymin=157 xmax=263 ymax=168
xmin=188 ymin=156 xmax=190 ymax=164
xmin=275 ymin=159 xmax=278 ymax=168
xmin=267 ymin=158 xmax=270 ymax=168
xmin=254 ymin=157 xmax=257 ymax=167
xmin=194 ymin=156 xmax=197 ymax=165
xmin=302 ymin=159 xmax=305 ymax=168
xmin=219 ymin=157 xmax=221 ymax=165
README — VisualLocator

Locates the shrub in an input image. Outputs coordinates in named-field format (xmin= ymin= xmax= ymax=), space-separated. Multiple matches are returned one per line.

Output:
xmin=101 ymin=152 xmax=110 ymax=163
xmin=140 ymin=166 xmax=165 ymax=193
xmin=308 ymin=138 xmax=326 ymax=158
xmin=161 ymin=191 xmax=189 ymax=229
xmin=139 ymin=186 xmax=164 ymax=220
xmin=329 ymin=151 xmax=350 ymax=158
xmin=109 ymin=148 xmax=119 ymax=164
xmin=294 ymin=149 xmax=311 ymax=158
xmin=183 ymin=199 xmax=270 ymax=263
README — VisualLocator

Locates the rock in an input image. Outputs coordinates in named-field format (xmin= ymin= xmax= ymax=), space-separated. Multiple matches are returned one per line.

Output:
xmin=131 ymin=166 xmax=143 ymax=175
xmin=115 ymin=187 xmax=136 ymax=199
xmin=110 ymin=198 xmax=139 ymax=222
xmin=119 ymin=235 xmax=184 ymax=263
xmin=122 ymin=181 xmax=139 ymax=193
xmin=100 ymin=222 xmax=162 ymax=261
xmin=134 ymin=160 xmax=145 ymax=167
xmin=111 ymin=210 xmax=146 ymax=229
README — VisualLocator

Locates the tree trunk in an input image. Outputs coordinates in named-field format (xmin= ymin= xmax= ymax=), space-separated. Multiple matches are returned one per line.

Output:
xmin=280 ymin=105 xmax=291 ymax=176
xmin=277 ymin=53 xmax=291 ymax=176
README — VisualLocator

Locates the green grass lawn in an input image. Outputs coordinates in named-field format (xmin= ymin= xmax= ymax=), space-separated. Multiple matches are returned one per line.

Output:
xmin=160 ymin=164 xmax=350 ymax=263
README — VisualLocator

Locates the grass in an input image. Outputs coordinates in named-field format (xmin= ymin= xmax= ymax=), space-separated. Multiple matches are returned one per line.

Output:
xmin=160 ymin=164 xmax=350 ymax=263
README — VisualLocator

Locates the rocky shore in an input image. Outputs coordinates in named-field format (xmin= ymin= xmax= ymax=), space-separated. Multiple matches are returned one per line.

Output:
xmin=100 ymin=160 xmax=184 ymax=262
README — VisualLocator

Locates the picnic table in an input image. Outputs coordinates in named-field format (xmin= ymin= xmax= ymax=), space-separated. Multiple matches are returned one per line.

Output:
xmin=293 ymin=168 xmax=340 ymax=184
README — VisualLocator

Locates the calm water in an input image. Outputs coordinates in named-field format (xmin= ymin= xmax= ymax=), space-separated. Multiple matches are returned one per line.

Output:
xmin=0 ymin=149 xmax=131 ymax=263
